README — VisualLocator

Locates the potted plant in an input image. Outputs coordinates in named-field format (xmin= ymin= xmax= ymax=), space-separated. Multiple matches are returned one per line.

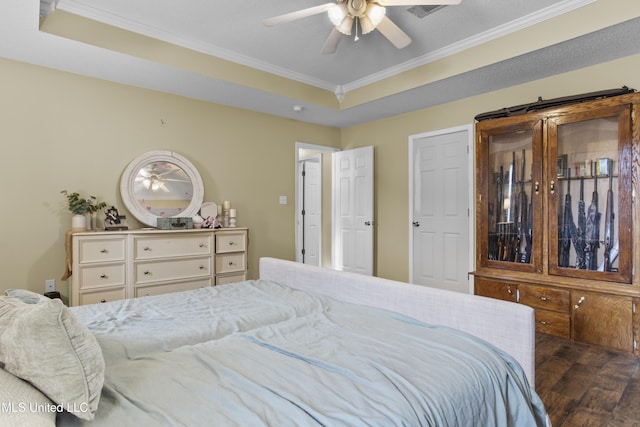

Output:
xmin=61 ymin=190 xmax=107 ymax=231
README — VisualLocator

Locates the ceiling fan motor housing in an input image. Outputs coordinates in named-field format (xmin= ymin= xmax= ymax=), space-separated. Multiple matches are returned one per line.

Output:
xmin=347 ymin=0 xmax=368 ymax=17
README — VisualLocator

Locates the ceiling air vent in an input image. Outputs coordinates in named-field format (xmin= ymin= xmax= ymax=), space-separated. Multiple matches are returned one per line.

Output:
xmin=406 ymin=5 xmax=445 ymax=19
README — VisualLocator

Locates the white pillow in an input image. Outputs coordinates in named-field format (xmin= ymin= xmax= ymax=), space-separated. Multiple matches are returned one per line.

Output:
xmin=5 ymin=289 xmax=49 ymax=304
xmin=0 ymin=297 xmax=105 ymax=420
xmin=0 ymin=368 xmax=56 ymax=427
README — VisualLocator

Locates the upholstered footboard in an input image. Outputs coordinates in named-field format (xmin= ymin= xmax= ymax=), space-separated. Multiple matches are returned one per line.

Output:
xmin=259 ymin=257 xmax=536 ymax=386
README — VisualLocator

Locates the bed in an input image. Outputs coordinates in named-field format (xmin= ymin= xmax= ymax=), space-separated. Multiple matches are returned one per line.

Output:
xmin=0 ymin=257 xmax=548 ymax=426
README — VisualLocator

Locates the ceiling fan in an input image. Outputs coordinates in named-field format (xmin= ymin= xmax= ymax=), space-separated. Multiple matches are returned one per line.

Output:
xmin=264 ymin=0 xmax=462 ymax=54
xmin=135 ymin=163 xmax=189 ymax=192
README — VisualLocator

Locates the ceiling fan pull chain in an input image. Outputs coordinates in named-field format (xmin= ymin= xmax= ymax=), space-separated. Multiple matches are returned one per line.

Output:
xmin=354 ymin=17 xmax=360 ymax=41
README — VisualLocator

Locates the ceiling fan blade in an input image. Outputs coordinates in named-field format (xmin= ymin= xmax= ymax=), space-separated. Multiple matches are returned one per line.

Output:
xmin=321 ymin=27 xmax=343 ymax=54
xmin=376 ymin=0 xmax=461 ymax=5
xmin=264 ymin=3 xmax=337 ymax=27
xmin=376 ymin=16 xmax=412 ymax=49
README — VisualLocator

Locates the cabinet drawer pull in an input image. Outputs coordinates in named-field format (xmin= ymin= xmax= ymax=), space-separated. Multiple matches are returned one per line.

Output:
xmin=100 ymin=299 xmax=106 ymax=303
xmin=506 ymin=285 xmax=513 ymax=295
xmin=574 ymin=296 xmax=585 ymax=309
xmin=199 ymin=243 xmax=205 ymax=248
xmin=99 ymin=274 xmax=108 ymax=279
xmin=228 ymin=261 xmax=234 ymax=266
xmin=228 ymin=241 xmax=235 ymax=246
xmin=100 ymin=249 xmax=108 ymax=253
xmin=143 ymin=270 xmax=151 ymax=275
xmin=143 ymin=246 xmax=150 ymax=251
xmin=550 ymin=180 xmax=555 ymax=194
xmin=538 ymin=320 xmax=552 ymax=326
xmin=199 ymin=265 xmax=205 ymax=270
xmin=534 ymin=181 xmax=540 ymax=194
xmin=538 ymin=296 xmax=551 ymax=302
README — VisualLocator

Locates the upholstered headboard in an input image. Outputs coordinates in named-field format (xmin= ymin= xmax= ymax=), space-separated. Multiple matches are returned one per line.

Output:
xmin=259 ymin=257 xmax=536 ymax=386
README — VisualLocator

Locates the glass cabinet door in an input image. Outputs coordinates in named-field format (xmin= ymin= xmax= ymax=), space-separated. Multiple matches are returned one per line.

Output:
xmin=547 ymin=104 xmax=632 ymax=283
xmin=477 ymin=119 xmax=543 ymax=272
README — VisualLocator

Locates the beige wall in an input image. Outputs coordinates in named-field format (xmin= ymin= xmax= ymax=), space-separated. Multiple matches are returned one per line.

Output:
xmin=0 ymin=57 xmax=339 ymax=299
xmin=2 ymin=52 xmax=640 ymax=298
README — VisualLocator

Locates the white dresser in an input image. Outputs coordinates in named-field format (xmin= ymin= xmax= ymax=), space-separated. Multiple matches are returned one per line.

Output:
xmin=70 ymin=228 xmax=248 ymax=306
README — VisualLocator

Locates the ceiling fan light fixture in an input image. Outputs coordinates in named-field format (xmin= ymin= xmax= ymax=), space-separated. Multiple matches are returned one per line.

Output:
xmin=328 ymin=4 xmax=347 ymax=26
xmin=360 ymin=15 xmax=375 ymax=35
xmin=366 ymin=3 xmax=386 ymax=26
xmin=337 ymin=15 xmax=354 ymax=35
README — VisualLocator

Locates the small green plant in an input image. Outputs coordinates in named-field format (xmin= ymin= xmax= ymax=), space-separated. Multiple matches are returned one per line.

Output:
xmin=61 ymin=190 xmax=107 ymax=215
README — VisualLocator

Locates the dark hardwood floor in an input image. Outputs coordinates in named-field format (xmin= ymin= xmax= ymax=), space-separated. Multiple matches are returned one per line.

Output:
xmin=535 ymin=333 xmax=640 ymax=426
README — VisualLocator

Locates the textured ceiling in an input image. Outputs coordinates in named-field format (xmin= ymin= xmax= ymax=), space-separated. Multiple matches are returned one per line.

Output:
xmin=3 ymin=0 xmax=640 ymax=127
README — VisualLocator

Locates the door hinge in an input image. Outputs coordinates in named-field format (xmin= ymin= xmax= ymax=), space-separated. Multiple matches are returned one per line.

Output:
xmin=301 ymin=209 xmax=306 ymax=216
xmin=301 ymin=170 xmax=306 ymax=177
xmin=301 ymin=249 xmax=306 ymax=255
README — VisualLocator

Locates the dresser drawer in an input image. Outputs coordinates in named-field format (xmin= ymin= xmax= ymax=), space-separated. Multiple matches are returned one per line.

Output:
xmin=215 ymin=232 xmax=246 ymax=254
xmin=77 ymin=237 xmax=126 ymax=263
xmin=135 ymin=257 xmax=212 ymax=284
xmin=78 ymin=263 xmax=126 ymax=289
xmin=216 ymin=253 xmax=246 ymax=274
xmin=534 ymin=309 xmax=570 ymax=337
xmin=215 ymin=272 xmax=247 ymax=285
xmin=519 ymin=285 xmax=570 ymax=313
xmin=79 ymin=288 xmax=126 ymax=305
xmin=135 ymin=279 xmax=211 ymax=298
xmin=133 ymin=234 xmax=213 ymax=260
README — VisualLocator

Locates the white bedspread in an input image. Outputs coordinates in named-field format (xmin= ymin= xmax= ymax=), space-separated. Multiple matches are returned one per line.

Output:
xmin=58 ymin=280 xmax=547 ymax=426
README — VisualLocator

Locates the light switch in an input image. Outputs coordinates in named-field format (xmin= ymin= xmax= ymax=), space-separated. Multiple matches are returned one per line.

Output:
xmin=279 ymin=196 xmax=287 ymax=205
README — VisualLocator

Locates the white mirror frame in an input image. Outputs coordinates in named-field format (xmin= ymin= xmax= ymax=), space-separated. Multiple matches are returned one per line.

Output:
xmin=120 ymin=150 xmax=204 ymax=227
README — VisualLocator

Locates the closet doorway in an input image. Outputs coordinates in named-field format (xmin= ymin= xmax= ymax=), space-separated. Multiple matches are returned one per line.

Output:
xmin=295 ymin=142 xmax=338 ymax=266
xmin=408 ymin=125 xmax=474 ymax=293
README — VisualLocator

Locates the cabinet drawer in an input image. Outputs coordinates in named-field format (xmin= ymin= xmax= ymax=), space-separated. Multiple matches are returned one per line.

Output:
xmin=474 ymin=277 xmax=518 ymax=302
xmin=534 ymin=309 xmax=570 ymax=337
xmin=79 ymin=288 xmax=126 ymax=305
xmin=134 ymin=234 xmax=212 ymax=260
xmin=135 ymin=279 xmax=211 ymax=298
xmin=216 ymin=253 xmax=246 ymax=274
xmin=79 ymin=263 xmax=126 ymax=289
xmin=519 ymin=285 xmax=570 ymax=313
xmin=216 ymin=232 xmax=246 ymax=254
xmin=77 ymin=237 xmax=125 ymax=263
xmin=216 ymin=272 xmax=247 ymax=285
xmin=135 ymin=257 xmax=212 ymax=284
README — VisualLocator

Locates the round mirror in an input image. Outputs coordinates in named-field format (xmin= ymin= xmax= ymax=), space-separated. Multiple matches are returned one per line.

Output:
xmin=120 ymin=150 xmax=204 ymax=227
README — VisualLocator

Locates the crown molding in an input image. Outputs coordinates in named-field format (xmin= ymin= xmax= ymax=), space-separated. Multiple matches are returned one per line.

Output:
xmin=341 ymin=0 xmax=597 ymax=93
xmin=54 ymin=0 xmax=596 ymax=99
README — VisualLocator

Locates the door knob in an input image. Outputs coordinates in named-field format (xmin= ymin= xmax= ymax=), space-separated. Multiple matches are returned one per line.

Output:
xmin=364 ymin=221 xmax=373 ymax=226
xmin=412 ymin=221 xmax=420 ymax=227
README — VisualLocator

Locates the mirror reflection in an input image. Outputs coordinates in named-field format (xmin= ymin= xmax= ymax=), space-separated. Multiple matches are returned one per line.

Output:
xmin=134 ymin=161 xmax=194 ymax=217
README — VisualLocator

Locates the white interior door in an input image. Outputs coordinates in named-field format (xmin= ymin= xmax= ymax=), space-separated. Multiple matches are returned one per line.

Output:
xmin=409 ymin=126 xmax=472 ymax=293
xmin=332 ymin=146 xmax=374 ymax=275
xmin=299 ymin=157 xmax=321 ymax=266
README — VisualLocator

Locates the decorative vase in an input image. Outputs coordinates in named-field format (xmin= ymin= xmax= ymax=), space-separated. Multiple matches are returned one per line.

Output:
xmin=71 ymin=214 xmax=88 ymax=232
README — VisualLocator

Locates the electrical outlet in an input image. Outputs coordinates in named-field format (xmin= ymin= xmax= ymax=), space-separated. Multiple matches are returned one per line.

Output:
xmin=45 ymin=279 xmax=56 ymax=293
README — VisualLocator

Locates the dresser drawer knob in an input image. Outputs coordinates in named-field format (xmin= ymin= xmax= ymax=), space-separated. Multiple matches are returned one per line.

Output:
xmin=228 ymin=261 xmax=234 ymax=266
xmin=199 ymin=243 xmax=205 ymax=248
xmin=143 ymin=246 xmax=150 ymax=251
xmin=99 ymin=274 xmax=108 ymax=279
xmin=228 ymin=241 xmax=234 ymax=246
xmin=100 ymin=299 xmax=106 ymax=303
xmin=100 ymin=249 xmax=108 ymax=253
xmin=199 ymin=265 xmax=205 ymax=270
xmin=143 ymin=270 xmax=151 ymax=275
xmin=574 ymin=296 xmax=585 ymax=309
xmin=538 ymin=320 xmax=552 ymax=326
xmin=538 ymin=296 xmax=550 ymax=302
